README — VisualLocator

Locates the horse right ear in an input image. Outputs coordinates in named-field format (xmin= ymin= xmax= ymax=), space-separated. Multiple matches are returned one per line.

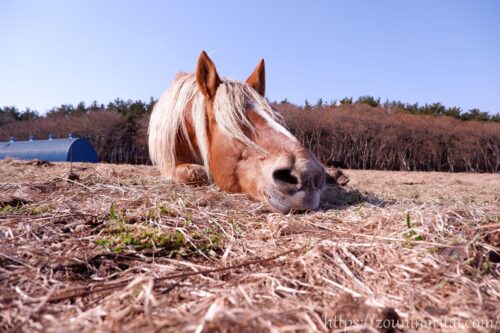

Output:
xmin=196 ymin=51 xmax=220 ymax=99
xmin=246 ymin=59 xmax=265 ymax=96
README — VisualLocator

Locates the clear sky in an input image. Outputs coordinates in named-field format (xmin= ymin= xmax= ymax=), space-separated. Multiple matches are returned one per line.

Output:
xmin=1 ymin=0 xmax=499 ymax=114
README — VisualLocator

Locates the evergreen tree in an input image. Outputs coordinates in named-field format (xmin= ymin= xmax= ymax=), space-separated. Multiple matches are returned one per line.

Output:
xmin=304 ymin=99 xmax=312 ymax=109
xmin=339 ymin=97 xmax=353 ymax=105
xmin=356 ymin=95 xmax=380 ymax=107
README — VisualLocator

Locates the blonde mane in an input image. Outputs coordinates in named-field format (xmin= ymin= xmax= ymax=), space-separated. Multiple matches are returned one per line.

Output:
xmin=148 ymin=73 xmax=282 ymax=181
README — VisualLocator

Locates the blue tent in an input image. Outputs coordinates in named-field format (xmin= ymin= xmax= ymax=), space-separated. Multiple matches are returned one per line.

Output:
xmin=0 ymin=135 xmax=98 ymax=163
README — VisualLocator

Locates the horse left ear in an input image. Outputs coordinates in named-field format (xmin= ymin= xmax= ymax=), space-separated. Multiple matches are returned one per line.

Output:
xmin=196 ymin=51 xmax=221 ymax=99
xmin=246 ymin=59 xmax=265 ymax=96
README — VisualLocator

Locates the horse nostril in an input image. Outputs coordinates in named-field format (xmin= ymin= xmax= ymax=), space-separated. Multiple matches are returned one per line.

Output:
xmin=272 ymin=169 xmax=298 ymax=185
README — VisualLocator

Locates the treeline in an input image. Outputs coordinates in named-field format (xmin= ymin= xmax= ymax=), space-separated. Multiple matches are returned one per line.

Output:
xmin=281 ymin=103 xmax=500 ymax=172
xmin=1 ymin=97 xmax=499 ymax=172
xmin=303 ymin=96 xmax=500 ymax=122
xmin=0 ymin=99 xmax=154 ymax=165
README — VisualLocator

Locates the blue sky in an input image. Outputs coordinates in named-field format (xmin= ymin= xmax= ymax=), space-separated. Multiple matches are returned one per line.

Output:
xmin=1 ymin=0 xmax=499 ymax=114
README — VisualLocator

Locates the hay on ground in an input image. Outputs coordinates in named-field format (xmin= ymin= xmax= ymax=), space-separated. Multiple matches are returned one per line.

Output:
xmin=0 ymin=159 xmax=499 ymax=332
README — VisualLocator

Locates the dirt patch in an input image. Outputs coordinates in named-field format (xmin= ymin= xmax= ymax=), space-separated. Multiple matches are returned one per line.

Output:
xmin=0 ymin=160 xmax=499 ymax=332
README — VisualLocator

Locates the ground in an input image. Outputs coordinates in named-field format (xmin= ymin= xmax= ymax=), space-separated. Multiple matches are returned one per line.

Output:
xmin=0 ymin=159 xmax=499 ymax=333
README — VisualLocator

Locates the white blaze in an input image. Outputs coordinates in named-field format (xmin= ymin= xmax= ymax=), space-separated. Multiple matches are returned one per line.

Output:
xmin=249 ymin=101 xmax=299 ymax=142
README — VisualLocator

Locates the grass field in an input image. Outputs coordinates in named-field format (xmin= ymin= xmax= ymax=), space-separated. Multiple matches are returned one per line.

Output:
xmin=1 ymin=159 xmax=499 ymax=332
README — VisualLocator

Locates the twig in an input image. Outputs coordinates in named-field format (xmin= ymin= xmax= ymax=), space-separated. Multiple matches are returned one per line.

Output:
xmin=43 ymin=246 xmax=304 ymax=303
xmin=0 ymin=252 xmax=34 ymax=268
xmin=58 ymin=177 xmax=93 ymax=190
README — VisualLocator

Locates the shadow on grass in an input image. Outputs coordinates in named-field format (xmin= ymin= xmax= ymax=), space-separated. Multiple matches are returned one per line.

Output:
xmin=319 ymin=184 xmax=393 ymax=211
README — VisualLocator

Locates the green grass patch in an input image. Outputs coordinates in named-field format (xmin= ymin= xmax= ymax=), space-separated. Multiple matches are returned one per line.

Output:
xmin=404 ymin=212 xmax=423 ymax=241
xmin=0 ymin=203 xmax=23 ymax=214
xmin=96 ymin=203 xmax=223 ymax=256
xmin=95 ymin=225 xmax=222 ymax=257
xmin=30 ymin=204 xmax=53 ymax=215
xmin=0 ymin=198 xmax=28 ymax=214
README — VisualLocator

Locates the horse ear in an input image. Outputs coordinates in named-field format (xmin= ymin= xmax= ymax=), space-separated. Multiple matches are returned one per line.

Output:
xmin=246 ymin=59 xmax=265 ymax=96
xmin=196 ymin=51 xmax=220 ymax=99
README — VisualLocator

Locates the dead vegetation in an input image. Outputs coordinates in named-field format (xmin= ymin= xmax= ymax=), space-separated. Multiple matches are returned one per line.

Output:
xmin=0 ymin=159 xmax=499 ymax=332
xmin=3 ymin=102 xmax=500 ymax=172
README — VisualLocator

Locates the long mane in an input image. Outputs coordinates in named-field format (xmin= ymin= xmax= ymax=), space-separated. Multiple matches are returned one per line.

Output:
xmin=148 ymin=73 xmax=281 ymax=181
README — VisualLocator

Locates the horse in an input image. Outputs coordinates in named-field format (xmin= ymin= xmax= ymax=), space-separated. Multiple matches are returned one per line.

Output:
xmin=148 ymin=51 xmax=326 ymax=213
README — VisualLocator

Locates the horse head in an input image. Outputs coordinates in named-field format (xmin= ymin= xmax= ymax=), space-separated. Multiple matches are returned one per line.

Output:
xmin=149 ymin=51 xmax=326 ymax=213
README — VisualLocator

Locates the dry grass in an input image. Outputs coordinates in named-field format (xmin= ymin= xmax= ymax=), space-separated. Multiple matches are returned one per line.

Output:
xmin=0 ymin=159 xmax=499 ymax=333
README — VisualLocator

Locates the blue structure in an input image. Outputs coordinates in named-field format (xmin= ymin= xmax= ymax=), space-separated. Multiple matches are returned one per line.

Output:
xmin=0 ymin=135 xmax=98 ymax=163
